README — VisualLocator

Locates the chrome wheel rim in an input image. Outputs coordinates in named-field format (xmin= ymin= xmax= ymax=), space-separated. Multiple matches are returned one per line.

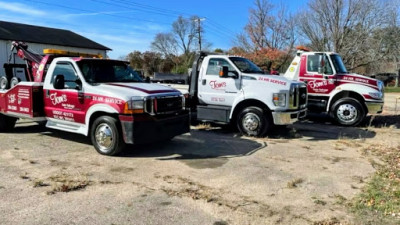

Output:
xmin=242 ymin=112 xmax=260 ymax=132
xmin=95 ymin=123 xmax=114 ymax=152
xmin=337 ymin=104 xmax=358 ymax=123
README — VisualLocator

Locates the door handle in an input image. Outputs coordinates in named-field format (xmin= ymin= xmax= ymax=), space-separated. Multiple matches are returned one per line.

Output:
xmin=202 ymin=79 xmax=206 ymax=85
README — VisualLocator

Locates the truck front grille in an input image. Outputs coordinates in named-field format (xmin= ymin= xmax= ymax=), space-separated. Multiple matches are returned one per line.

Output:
xmin=145 ymin=95 xmax=183 ymax=115
xmin=289 ymin=84 xmax=307 ymax=109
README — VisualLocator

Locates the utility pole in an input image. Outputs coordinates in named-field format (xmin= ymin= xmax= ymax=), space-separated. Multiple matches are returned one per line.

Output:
xmin=194 ymin=18 xmax=205 ymax=51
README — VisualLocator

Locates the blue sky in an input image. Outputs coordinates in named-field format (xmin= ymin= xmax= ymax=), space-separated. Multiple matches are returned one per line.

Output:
xmin=0 ymin=0 xmax=307 ymax=59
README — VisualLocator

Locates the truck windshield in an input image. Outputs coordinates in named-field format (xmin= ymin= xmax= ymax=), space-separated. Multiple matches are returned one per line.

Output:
xmin=229 ymin=57 xmax=263 ymax=74
xmin=330 ymin=54 xmax=348 ymax=74
xmin=77 ymin=60 xmax=143 ymax=83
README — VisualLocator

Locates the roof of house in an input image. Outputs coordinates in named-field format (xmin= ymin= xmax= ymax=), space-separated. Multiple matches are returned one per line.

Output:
xmin=0 ymin=21 xmax=111 ymax=50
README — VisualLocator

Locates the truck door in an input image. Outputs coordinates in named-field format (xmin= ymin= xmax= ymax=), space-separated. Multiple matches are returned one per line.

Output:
xmin=301 ymin=54 xmax=336 ymax=95
xmin=198 ymin=58 xmax=240 ymax=106
xmin=43 ymin=62 xmax=86 ymax=124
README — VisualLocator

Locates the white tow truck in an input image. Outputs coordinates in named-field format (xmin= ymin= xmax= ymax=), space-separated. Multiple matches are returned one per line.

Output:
xmin=167 ymin=52 xmax=308 ymax=137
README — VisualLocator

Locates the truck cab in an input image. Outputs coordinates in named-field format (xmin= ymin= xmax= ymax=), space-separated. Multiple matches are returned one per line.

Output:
xmin=283 ymin=49 xmax=384 ymax=126
xmin=188 ymin=52 xmax=307 ymax=137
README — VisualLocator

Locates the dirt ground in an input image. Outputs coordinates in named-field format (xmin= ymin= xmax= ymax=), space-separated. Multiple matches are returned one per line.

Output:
xmin=0 ymin=93 xmax=399 ymax=225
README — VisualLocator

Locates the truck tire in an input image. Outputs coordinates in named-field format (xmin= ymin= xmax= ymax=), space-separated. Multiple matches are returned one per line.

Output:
xmin=0 ymin=76 xmax=9 ymax=90
xmin=90 ymin=116 xmax=126 ymax=156
xmin=0 ymin=114 xmax=17 ymax=132
xmin=331 ymin=97 xmax=365 ymax=126
xmin=10 ymin=77 xmax=21 ymax=88
xmin=237 ymin=106 xmax=270 ymax=137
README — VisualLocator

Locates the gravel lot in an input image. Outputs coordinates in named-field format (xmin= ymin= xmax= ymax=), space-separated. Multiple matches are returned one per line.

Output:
xmin=0 ymin=93 xmax=399 ymax=225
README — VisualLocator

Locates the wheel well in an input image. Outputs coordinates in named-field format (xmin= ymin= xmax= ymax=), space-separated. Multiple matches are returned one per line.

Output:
xmin=88 ymin=112 xmax=119 ymax=133
xmin=329 ymin=91 xmax=367 ymax=113
xmin=231 ymin=99 xmax=271 ymax=123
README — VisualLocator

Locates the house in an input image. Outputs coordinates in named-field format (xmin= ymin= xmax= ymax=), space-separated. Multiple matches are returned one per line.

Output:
xmin=0 ymin=20 xmax=111 ymax=79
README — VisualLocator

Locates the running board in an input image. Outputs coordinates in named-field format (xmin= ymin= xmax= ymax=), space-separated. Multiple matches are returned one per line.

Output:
xmin=46 ymin=118 xmax=86 ymax=135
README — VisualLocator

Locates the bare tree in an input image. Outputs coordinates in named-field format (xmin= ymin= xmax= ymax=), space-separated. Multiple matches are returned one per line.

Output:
xmin=297 ymin=0 xmax=398 ymax=71
xmin=151 ymin=33 xmax=178 ymax=57
xmin=234 ymin=0 xmax=296 ymax=70
xmin=172 ymin=16 xmax=198 ymax=55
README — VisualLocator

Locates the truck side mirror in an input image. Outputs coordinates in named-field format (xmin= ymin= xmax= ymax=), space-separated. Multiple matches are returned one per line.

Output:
xmin=318 ymin=67 xmax=324 ymax=74
xmin=53 ymin=74 xmax=65 ymax=89
xmin=318 ymin=54 xmax=325 ymax=74
xmin=219 ymin=66 xmax=229 ymax=78
xmin=219 ymin=66 xmax=238 ymax=78
xmin=75 ymin=79 xmax=82 ymax=90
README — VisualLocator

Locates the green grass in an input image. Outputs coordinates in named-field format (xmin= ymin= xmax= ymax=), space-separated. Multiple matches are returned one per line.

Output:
xmin=351 ymin=144 xmax=400 ymax=224
xmin=384 ymin=86 xmax=400 ymax=93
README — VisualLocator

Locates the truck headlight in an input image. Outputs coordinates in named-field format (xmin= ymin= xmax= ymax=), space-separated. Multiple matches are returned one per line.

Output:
xmin=369 ymin=92 xmax=383 ymax=100
xmin=273 ymin=93 xmax=286 ymax=107
xmin=123 ymin=97 xmax=144 ymax=114
xmin=377 ymin=80 xmax=384 ymax=92
xmin=182 ymin=94 xmax=188 ymax=109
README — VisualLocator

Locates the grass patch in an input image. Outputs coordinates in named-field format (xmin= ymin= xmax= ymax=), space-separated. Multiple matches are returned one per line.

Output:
xmin=314 ymin=199 xmax=327 ymax=205
xmin=384 ymin=87 xmax=400 ymax=93
xmin=287 ymin=178 xmax=304 ymax=188
xmin=46 ymin=171 xmax=91 ymax=194
xmin=351 ymin=144 xmax=400 ymax=222
xmin=32 ymin=179 xmax=49 ymax=188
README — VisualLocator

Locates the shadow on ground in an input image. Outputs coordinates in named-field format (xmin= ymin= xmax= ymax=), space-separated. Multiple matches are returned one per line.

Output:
xmin=365 ymin=115 xmax=400 ymax=128
xmin=13 ymin=122 xmax=92 ymax=146
xmin=123 ymin=129 xmax=264 ymax=161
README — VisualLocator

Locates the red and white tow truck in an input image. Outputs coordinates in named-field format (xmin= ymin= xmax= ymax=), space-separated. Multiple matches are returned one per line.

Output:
xmin=283 ymin=48 xmax=384 ymax=126
xmin=0 ymin=42 xmax=189 ymax=155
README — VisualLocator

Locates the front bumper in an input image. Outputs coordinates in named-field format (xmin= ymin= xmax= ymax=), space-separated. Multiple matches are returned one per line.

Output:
xmin=365 ymin=101 xmax=384 ymax=114
xmin=119 ymin=112 xmax=190 ymax=144
xmin=272 ymin=108 xmax=307 ymax=125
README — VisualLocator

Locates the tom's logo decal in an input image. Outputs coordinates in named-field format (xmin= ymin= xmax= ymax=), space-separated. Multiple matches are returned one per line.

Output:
xmin=50 ymin=93 xmax=67 ymax=105
xmin=209 ymin=80 xmax=226 ymax=89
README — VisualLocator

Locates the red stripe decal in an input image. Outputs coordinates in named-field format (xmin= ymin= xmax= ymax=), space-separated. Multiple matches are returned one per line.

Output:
xmin=107 ymin=83 xmax=179 ymax=94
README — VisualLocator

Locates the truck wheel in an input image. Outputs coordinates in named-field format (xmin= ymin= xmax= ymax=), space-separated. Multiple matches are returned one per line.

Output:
xmin=0 ymin=114 xmax=17 ymax=132
xmin=10 ymin=77 xmax=21 ymax=88
xmin=90 ymin=116 xmax=125 ymax=156
xmin=237 ymin=106 xmax=270 ymax=137
xmin=331 ymin=97 xmax=365 ymax=126
xmin=0 ymin=76 xmax=9 ymax=90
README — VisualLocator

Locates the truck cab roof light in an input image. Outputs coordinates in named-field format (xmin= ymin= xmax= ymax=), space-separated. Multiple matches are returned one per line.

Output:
xmin=43 ymin=49 xmax=103 ymax=58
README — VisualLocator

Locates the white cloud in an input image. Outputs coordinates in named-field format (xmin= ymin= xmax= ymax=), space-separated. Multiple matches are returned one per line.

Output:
xmin=76 ymin=31 xmax=152 ymax=58
xmin=60 ymin=10 xmax=138 ymax=20
xmin=0 ymin=1 xmax=45 ymax=16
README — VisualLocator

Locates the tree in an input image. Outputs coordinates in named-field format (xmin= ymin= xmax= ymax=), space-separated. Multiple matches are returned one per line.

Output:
xmin=297 ymin=0 xmax=399 ymax=71
xmin=150 ymin=15 xmax=209 ymax=74
xmin=214 ymin=48 xmax=224 ymax=53
xmin=142 ymin=51 xmax=162 ymax=76
xmin=151 ymin=33 xmax=178 ymax=57
xmin=126 ymin=51 xmax=143 ymax=70
xmin=172 ymin=16 xmax=195 ymax=55
xmin=234 ymin=0 xmax=296 ymax=71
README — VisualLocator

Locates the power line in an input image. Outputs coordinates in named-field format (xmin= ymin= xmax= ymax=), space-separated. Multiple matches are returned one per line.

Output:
xmin=90 ymin=0 xmax=238 ymax=38
xmin=91 ymin=0 xmax=184 ymax=18
xmin=206 ymin=18 xmax=237 ymax=36
xmin=22 ymin=0 xmax=239 ymax=50
xmin=203 ymin=24 xmax=234 ymax=40
xmin=113 ymin=0 xmax=192 ymax=17
xmin=24 ymin=0 xmax=172 ymax=25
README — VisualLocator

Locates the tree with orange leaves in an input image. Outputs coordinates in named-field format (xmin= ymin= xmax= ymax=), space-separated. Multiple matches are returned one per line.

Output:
xmin=233 ymin=0 xmax=295 ymax=72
